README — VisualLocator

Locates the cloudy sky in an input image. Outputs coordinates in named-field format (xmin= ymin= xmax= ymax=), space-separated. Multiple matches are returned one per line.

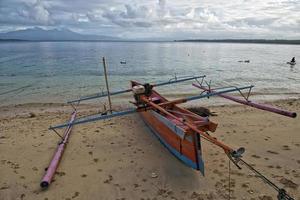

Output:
xmin=0 ymin=0 xmax=299 ymax=39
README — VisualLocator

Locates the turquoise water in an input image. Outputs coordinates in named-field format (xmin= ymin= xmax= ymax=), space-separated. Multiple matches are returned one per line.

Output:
xmin=0 ymin=41 xmax=299 ymax=106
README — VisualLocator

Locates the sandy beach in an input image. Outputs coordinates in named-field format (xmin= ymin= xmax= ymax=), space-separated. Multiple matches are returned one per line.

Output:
xmin=0 ymin=99 xmax=299 ymax=200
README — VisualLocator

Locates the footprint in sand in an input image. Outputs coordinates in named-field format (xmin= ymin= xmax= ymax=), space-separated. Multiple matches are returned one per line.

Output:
xmin=282 ymin=145 xmax=291 ymax=150
xmin=212 ymin=169 xmax=223 ymax=176
xmin=56 ymin=171 xmax=66 ymax=176
xmin=181 ymin=190 xmax=187 ymax=194
xmin=81 ymin=174 xmax=87 ymax=178
xmin=279 ymin=177 xmax=298 ymax=189
xmin=6 ymin=161 xmax=20 ymax=169
xmin=0 ymin=186 xmax=10 ymax=190
xmin=71 ymin=192 xmax=80 ymax=199
xmin=190 ymin=192 xmax=200 ymax=199
xmin=267 ymin=150 xmax=279 ymax=154
xmin=93 ymin=158 xmax=99 ymax=163
xmin=20 ymin=194 xmax=25 ymax=200
xmin=103 ymin=175 xmax=113 ymax=184
xmin=157 ymin=189 xmax=169 ymax=197
xmin=259 ymin=195 xmax=273 ymax=200
xmin=251 ymin=154 xmax=261 ymax=159
xmin=241 ymin=183 xmax=249 ymax=188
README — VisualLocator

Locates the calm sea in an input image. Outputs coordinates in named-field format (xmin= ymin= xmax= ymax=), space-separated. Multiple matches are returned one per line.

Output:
xmin=0 ymin=41 xmax=299 ymax=106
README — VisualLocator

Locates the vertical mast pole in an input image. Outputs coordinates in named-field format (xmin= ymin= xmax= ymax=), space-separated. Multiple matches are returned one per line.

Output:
xmin=102 ymin=57 xmax=112 ymax=113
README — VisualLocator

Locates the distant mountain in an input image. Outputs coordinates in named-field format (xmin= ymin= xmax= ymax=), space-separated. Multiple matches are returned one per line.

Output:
xmin=175 ymin=39 xmax=300 ymax=45
xmin=0 ymin=27 xmax=119 ymax=41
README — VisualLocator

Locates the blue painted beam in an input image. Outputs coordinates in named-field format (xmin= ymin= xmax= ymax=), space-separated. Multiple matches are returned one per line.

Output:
xmin=186 ymin=85 xmax=254 ymax=102
xmin=67 ymin=89 xmax=132 ymax=104
xmin=67 ymin=75 xmax=205 ymax=104
xmin=153 ymin=75 xmax=206 ymax=87
xmin=50 ymin=108 xmax=137 ymax=129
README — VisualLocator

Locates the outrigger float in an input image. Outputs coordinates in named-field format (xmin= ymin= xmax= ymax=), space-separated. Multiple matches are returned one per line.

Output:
xmin=41 ymin=59 xmax=296 ymax=200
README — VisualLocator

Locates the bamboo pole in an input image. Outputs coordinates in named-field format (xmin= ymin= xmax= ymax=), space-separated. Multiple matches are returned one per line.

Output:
xmin=102 ymin=57 xmax=112 ymax=113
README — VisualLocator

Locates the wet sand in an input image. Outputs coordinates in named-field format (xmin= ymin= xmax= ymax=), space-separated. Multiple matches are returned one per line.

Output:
xmin=0 ymin=99 xmax=299 ymax=200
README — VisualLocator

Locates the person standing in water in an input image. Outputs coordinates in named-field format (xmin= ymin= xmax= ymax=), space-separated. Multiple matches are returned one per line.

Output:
xmin=291 ymin=57 xmax=295 ymax=63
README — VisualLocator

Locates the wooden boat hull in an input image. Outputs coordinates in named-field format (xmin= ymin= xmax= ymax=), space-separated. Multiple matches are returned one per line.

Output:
xmin=140 ymin=110 xmax=205 ymax=174
xmin=130 ymin=80 xmax=216 ymax=175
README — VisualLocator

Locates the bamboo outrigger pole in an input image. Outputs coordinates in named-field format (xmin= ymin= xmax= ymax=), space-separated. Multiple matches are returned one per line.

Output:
xmin=102 ymin=57 xmax=112 ymax=113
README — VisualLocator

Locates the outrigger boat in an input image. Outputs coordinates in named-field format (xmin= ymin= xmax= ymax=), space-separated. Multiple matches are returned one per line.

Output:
xmin=41 ymin=63 xmax=296 ymax=199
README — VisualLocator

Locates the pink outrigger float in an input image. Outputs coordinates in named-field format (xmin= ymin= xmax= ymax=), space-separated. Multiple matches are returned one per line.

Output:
xmin=40 ymin=111 xmax=77 ymax=188
xmin=192 ymin=83 xmax=297 ymax=118
xmin=42 ymin=74 xmax=296 ymax=200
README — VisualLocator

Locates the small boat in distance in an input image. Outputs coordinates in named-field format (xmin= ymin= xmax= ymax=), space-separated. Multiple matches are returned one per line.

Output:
xmin=287 ymin=57 xmax=296 ymax=65
xmin=238 ymin=60 xmax=250 ymax=63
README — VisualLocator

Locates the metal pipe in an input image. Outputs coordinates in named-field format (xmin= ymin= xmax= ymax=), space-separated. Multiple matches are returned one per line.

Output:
xmin=67 ymin=75 xmax=205 ymax=104
xmin=40 ymin=111 xmax=77 ymax=188
xmin=153 ymin=75 xmax=206 ymax=87
xmin=193 ymin=84 xmax=297 ymax=118
xmin=159 ymin=85 xmax=254 ymax=107
xmin=67 ymin=89 xmax=132 ymax=104
xmin=49 ymin=108 xmax=137 ymax=130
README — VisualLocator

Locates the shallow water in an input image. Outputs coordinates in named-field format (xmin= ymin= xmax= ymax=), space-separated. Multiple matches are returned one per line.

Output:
xmin=0 ymin=41 xmax=299 ymax=106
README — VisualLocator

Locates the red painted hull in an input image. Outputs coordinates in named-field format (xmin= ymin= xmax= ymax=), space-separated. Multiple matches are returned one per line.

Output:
xmin=131 ymin=81 xmax=214 ymax=174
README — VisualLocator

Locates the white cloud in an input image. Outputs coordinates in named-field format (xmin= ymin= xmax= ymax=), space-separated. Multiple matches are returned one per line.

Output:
xmin=0 ymin=0 xmax=299 ymax=39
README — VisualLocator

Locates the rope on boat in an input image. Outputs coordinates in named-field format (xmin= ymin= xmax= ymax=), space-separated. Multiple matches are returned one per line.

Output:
xmin=228 ymin=159 xmax=231 ymax=200
xmin=197 ymin=134 xmax=294 ymax=199
xmin=237 ymin=158 xmax=294 ymax=200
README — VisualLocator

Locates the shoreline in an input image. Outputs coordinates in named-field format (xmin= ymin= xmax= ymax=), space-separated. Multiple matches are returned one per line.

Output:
xmin=1 ymin=97 xmax=299 ymax=118
xmin=0 ymin=98 xmax=299 ymax=199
